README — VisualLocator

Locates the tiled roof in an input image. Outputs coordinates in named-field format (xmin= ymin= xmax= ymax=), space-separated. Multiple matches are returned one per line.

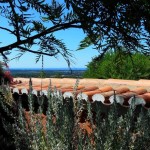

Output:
xmin=11 ymin=78 xmax=150 ymax=108
xmin=10 ymin=78 xmax=150 ymax=135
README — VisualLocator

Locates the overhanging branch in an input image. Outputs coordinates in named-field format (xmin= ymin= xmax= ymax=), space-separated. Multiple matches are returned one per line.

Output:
xmin=0 ymin=20 xmax=81 ymax=53
xmin=1 ymin=52 xmax=8 ymax=59
xmin=17 ymin=46 xmax=59 ymax=56
xmin=0 ymin=26 xmax=14 ymax=34
xmin=8 ymin=0 xmax=20 ymax=41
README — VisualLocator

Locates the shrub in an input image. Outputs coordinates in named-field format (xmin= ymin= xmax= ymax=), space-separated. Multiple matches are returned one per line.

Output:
xmin=1 ymin=80 xmax=150 ymax=149
xmin=0 ymin=62 xmax=13 ymax=84
xmin=0 ymin=81 xmax=16 ymax=150
xmin=84 ymin=48 xmax=150 ymax=79
xmin=0 ymin=62 xmax=5 ymax=82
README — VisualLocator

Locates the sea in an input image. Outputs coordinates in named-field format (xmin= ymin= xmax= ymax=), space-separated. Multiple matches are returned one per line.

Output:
xmin=9 ymin=68 xmax=87 ymax=78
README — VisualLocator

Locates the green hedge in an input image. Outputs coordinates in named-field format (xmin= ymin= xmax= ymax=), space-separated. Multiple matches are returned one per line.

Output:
xmin=84 ymin=49 xmax=150 ymax=79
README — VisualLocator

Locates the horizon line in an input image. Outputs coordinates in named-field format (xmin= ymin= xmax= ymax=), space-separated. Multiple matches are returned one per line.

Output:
xmin=9 ymin=67 xmax=87 ymax=70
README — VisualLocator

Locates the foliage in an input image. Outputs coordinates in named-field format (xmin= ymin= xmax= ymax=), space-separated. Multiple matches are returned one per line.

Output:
xmin=0 ymin=81 xmax=16 ymax=150
xmin=71 ymin=0 xmax=150 ymax=57
xmin=93 ymin=100 xmax=150 ymax=150
xmin=10 ymin=69 xmax=85 ymax=78
xmin=84 ymin=49 xmax=150 ymax=79
xmin=0 ymin=0 xmax=150 ymax=66
xmin=0 ymin=0 xmax=80 ymax=66
xmin=1 ymin=80 xmax=150 ymax=149
xmin=39 ymin=70 xmax=46 ymax=78
xmin=0 ymin=62 xmax=4 ymax=78
xmin=0 ymin=61 xmax=13 ymax=84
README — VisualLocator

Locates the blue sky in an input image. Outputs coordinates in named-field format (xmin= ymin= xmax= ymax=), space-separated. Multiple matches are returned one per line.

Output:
xmin=0 ymin=28 xmax=99 ymax=69
xmin=0 ymin=2 xmax=100 ymax=69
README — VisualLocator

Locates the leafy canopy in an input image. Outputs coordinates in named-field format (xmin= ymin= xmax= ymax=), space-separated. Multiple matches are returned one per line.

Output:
xmin=0 ymin=0 xmax=82 ymax=67
xmin=84 ymin=48 xmax=150 ymax=80
xmin=0 ymin=0 xmax=150 ymax=66
xmin=70 ymin=0 xmax=150 ymax=56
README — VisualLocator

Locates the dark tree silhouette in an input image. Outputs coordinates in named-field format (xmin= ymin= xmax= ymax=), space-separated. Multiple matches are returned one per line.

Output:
xmin=0 ymin=0 xmax=82 ymax=66
xmin=68 ymin=0 xmax=150 ymax=57
xmin=0 ymin=0 xmax=150 ymax=65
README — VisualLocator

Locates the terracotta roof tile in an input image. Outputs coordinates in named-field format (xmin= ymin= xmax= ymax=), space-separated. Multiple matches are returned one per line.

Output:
xmin=130 ymin=88 xmax=147 ymax=94
xmin=114 ymin=87 xmax=129 ymax=93
xmin=10 ymin=78 xmax=150 ymax=136
xmin=11 ymin=78 xmax=150 ymax=108
xmin=140 ymin=93 xmax=150 ymax=104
